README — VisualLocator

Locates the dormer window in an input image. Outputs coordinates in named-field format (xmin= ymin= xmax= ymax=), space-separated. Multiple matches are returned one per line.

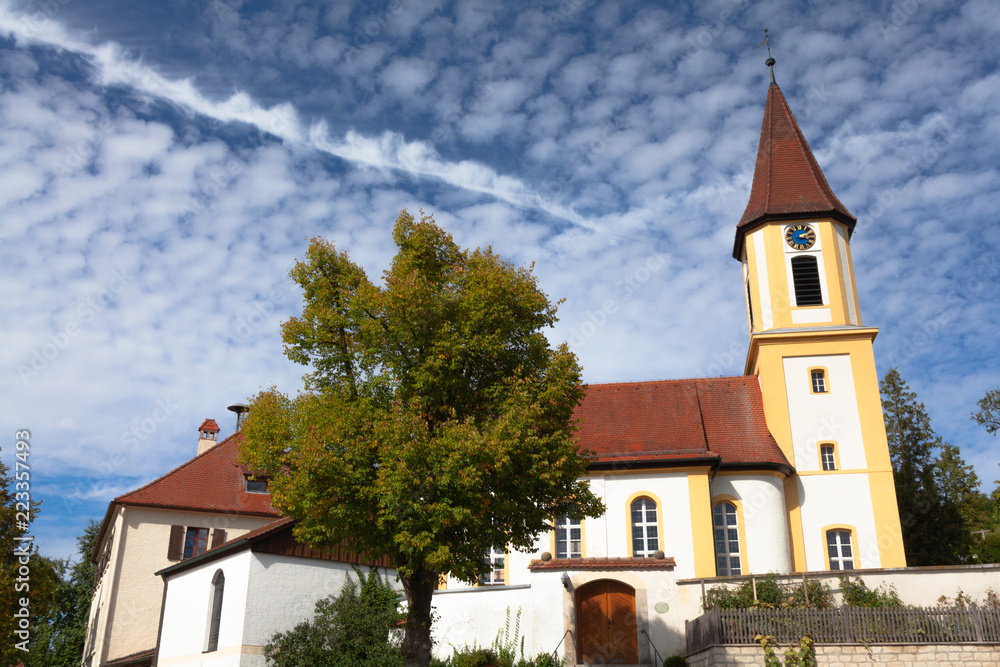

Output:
xmin=244 ymin=474 xmax=268 ymax=494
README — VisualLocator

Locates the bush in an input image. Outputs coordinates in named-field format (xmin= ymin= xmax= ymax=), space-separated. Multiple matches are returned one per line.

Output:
xmin=264 ymin=567 xmax=403 ymax=667
xmin=839 ymin=576 xmax=902 ymax=608
xmin=663 ymin=655 xmax=688 ymax=667
xmin=438 ymin=643 xmax=563 ymax=667
xmin=704 ymin=573 xmax=832 ymax=610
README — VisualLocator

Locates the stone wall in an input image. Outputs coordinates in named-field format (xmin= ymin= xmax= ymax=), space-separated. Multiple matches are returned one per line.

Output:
xmin=686 ymin=643 xmax=1000 ymax=666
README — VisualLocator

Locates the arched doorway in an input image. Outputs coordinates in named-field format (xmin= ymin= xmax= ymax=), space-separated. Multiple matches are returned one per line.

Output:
xmin=575 ymin=579 xmax=638 ymax=664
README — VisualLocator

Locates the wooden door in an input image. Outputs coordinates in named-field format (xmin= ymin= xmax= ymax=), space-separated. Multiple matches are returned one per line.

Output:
xmin=576 ymin=580 xmax=638 ymax=664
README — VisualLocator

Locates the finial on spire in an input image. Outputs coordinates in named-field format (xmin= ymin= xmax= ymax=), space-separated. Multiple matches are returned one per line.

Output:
xmin=759 ymin=29 xmax=776 ymax=85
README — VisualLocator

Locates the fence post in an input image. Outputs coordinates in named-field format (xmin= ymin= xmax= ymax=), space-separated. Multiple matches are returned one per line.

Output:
xmin=842 ymin=605 xmax=852 ymax=643
xmin=712 ymin=607 xmax=721 ymax=646
xmin=971 ymin=604 xmax=984 ymax=642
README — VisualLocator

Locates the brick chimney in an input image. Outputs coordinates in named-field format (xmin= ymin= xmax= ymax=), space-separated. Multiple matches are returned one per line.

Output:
xmin=197 ymin=419 xmax=220 ymax=455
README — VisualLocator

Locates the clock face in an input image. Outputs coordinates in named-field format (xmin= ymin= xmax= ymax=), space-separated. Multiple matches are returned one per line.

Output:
xmin=785 ymin=224 xmax=816 ymax=250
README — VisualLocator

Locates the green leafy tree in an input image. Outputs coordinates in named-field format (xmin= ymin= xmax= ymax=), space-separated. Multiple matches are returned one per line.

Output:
xmin=972 ymin=388 xmax=1000 ymax=435
xmin=1 ymin=440 xmax=60 ymax=666
xmin=24 ymin=520 xmax=100 ymax=666
xmin=970 ymin=387 xmax=1000 ymax=562
xmin=241 ymin=211 xmax=604 ymax=667
xmin=879 ymin=368 xmax=974 ymax=564
xmin=265 ymin=567 xmax=402 ymax=667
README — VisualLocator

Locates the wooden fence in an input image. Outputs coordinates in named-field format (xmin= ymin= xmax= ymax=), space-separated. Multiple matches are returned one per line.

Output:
xmin=686 ymin=606 xmax=1000 ymax=654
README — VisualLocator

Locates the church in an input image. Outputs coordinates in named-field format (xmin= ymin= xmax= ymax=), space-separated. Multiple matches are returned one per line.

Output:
xmin=85 ymin=58 xmax=909 ymax=666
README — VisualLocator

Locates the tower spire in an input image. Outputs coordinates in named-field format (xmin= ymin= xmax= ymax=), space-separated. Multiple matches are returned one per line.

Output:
xmin=759 ymin=29 xmax=776 ymax=85
xmin=733 ymin=70 xmax=855 ymax=260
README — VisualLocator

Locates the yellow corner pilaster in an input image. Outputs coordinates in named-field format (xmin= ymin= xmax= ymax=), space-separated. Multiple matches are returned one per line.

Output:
xmin=867 ymin=470 xmax=907 ymax=567
xmin=782 ymin=476 xmax=807 ymax=571
xmin=687 ymin=471 xmax=716 ymax=577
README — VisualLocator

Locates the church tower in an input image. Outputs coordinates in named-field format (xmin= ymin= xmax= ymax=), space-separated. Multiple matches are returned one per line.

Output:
xmin=735 ymin=57 xmax=906 ymax=571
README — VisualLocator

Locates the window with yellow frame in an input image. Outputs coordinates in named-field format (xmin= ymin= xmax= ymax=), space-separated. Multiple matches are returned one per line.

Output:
xmin=823 ymin=526 xmax=856 ymax=571
xmin=553 ymin=516 xmax=583 ymax=559
xmin=809 ymin=367 xmax=829 ymax=394
xmin=818 ymin=442 xmax=840 ymax=471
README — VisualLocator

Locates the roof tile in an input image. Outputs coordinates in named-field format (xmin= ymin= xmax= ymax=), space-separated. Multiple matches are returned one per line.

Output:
xmin=734 ymin=82 xmax=855 ymax=259
xmin=115 ymin=432 xmax=279 ymax=516
xmin=574 ymin=376 xmax=789 ymax=469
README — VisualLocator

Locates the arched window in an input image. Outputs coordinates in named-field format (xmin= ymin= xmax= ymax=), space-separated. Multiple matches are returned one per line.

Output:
xmin=826 ymin=530 xmax=854 ymax=570
xmin=554 ymin=516 xmax=582 ymax=559
xmin=713 ymin=502 xmax=742 ymax=576
xmin=791 ymin=255 xmax=823 ymax=306
xmin=630 ymin=497 xmax=659 ymax=557
xmin=206 ymin=570 xmax=225 ymax=652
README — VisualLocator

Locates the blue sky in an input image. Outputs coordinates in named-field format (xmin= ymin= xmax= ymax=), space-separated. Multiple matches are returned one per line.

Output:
xmin=2 ymin=0 xmax=998 ymax=562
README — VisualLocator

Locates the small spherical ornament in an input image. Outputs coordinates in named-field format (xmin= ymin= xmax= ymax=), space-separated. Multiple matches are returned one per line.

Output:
xmin=540 ymin=551 xmax=552 ymax=562
xmin=653 ymin=549 xmax=665 ymax=560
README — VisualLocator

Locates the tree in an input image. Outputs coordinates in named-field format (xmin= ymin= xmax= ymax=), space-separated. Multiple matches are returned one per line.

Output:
xmin=24 ymin=520 xmax=100 ymax=666
xmin=879 ymin=368 xmax=975 ymax=564
xmin=0 ymin=440 xmax=61 ymax=666
xmin=241 ymin=211 xmax=605 ymax=667
xmin=972 ymin=388 xmax=1000 ymax=435
xmin=970 ymin=387 xmax=1000 ymax=562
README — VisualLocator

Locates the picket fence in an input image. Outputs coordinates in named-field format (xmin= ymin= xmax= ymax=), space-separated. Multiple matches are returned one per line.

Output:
xmin=686 ymin=605 xmax=1000 ymax=654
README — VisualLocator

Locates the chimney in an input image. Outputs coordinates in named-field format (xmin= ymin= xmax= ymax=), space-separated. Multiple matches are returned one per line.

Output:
xmin=197 ymin=419 xmax=221 ymax=455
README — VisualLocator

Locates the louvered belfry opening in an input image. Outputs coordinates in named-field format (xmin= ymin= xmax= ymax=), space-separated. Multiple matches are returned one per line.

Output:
xmin=790 ymin=255 xmax=823 ymax=306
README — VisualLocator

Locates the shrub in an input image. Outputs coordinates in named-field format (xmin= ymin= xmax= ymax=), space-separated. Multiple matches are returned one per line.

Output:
xmin=264 ymin=567 xmax=403 ymax=667
xmin=704 ymin=574 xmax=831 ymax=610
xmin=839 ymin=576 xmax=902 ymax=608
xmin=663 ymin=655 xmax=688 ymax=667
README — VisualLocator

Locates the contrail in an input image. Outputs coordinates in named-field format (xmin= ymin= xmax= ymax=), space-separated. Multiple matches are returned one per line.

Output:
xmin=0 ymin=4 xmax=601 ymax=230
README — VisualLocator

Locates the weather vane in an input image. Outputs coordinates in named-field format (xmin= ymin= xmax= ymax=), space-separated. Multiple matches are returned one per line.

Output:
xmin=759 ymin=28 xmax=776 ymax=84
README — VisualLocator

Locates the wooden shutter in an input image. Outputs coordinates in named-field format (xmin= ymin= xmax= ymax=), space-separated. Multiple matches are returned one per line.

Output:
xmin=211 ymin=529 xmax=227 ymax=549
xmin=167 ymin=525 xmax=184 ymax=561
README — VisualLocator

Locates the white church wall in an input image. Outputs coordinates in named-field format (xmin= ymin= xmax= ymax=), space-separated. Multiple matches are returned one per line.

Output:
xmin=601 ymin=472 xmax=695 ymax=574
xmin=711 ymin=475 xmax=792 ymax=574
xmin=797 ymin=473 xmax=879 ymax=570
xmin=431 ymin=583 xmax=539 ymax=658
xmin=157 ymin=550 xmax=253 ymax=667
xmin=241 ymin=553 xmax=400 ymax=653
xmin=783 ymin=354 xmax=866 ymax=472
xmin=678 ymin=563 xmax=1000 ymax=610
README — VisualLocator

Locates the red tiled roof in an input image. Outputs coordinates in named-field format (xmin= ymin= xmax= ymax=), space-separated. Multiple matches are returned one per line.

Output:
xmin=114 ymin=432 xmax=280 ymax=516
xmin=734 ymin=81 xmax=855 ymax=259
xmin=198 ymin=418 xmax=220 ymax=433
xmin=529 ymin=556 xmax=676 ymax=571
xmin=574 ymin=377 xmax=789 ymax=470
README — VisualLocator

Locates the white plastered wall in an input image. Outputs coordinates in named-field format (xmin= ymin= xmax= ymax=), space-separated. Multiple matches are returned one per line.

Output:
xmin=99 ymin=507 xmax=273 ymax=663
xmin=783 ymin=353 xmax=879 ymax=570
xmin=601 ymin=472 xmax=696 ymax=576
xmin=242 ymin=553 xmax=400 ymax=651
xmin=711 ymin=475 xmax=791 ymax=575
xmin=157 ymin=549 xmax=253 ymax=667
xmin=783 ymin=354 xmax=867 ymax=472
xmin=798 ymin=473 xmax=880 ymax=570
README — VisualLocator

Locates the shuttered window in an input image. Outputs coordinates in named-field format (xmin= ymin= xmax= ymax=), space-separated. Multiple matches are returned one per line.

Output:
xmin=791 ymin=255 xmax=823 ymax=306
xmin=167 ymin=526 xmax=225 ymax=561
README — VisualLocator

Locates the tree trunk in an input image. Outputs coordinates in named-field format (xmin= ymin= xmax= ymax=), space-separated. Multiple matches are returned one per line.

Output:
xmin=400 ymin=566 xmax=437 ymax=667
